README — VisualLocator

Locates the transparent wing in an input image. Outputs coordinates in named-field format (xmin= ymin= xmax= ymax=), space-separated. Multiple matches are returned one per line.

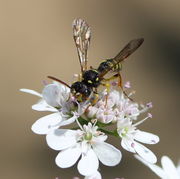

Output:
xmin=72 ymin=18 xmax=91 ymax=73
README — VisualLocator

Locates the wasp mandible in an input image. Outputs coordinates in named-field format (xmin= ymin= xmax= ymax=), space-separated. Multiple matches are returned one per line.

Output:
xmin=48 ymin=18 xmax=144 ymax=102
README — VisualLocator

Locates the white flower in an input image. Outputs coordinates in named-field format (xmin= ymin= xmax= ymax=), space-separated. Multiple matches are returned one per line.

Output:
xmin=46 ymin=122 xmax=122 ymax=176
xmin=117 ymin=118 xmax=159 ymax=163
xmin=135 ymin=155 xmax=180 ymax=179
xmin=20 ymin=82 xmax=79 ymax=134
xmin=116 ymin=97 xmax=139 ymax=121
xmin=86 ymin=91 xmax=118 ymax=123
xmin=110 ymin=90 xmax=141 ymax=122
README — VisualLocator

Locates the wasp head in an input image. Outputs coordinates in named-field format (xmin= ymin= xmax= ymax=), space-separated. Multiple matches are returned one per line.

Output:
xmin=82 ymin=70 xmax=100 ymax=88
xmin=71 ymin=81 xmax=92 ymax=102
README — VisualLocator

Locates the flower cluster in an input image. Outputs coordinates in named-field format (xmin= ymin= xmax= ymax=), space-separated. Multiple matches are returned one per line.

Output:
xmin=21 ymin=79 xmax=159 ymax=178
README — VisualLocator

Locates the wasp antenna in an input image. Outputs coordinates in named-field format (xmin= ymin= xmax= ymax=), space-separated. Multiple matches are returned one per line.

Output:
xmin=47 ymin=76 xmax=71 ymax=88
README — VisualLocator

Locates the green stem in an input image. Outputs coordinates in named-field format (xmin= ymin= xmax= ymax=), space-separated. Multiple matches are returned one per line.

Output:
xmin=99 ymin=128 xmax=119 ymax=137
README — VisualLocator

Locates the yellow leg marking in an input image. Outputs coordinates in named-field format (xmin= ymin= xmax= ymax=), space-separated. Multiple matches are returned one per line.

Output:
xmin=91 ymin=93 xmax=99 ymax=105
xmin=85 ymin=92 xmax=99 ymax=106
xmin=117 ymin=72 xmax=122 ymax=87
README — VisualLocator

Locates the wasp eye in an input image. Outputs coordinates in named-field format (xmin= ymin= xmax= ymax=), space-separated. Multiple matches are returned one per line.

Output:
xmin=88 ymin=80 xmax=93 ymax=84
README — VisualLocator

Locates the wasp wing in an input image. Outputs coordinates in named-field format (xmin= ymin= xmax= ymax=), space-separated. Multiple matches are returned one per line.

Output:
xmin=99 ymin=38 xmax=144 ymax=77
xmin=72 ymin=18 xmax=91 ymax=73
xmin=113 ymin=38 xmax=144 ymax=63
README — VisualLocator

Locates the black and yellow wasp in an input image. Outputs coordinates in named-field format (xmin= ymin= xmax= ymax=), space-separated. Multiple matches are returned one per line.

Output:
xmin=48 ymin=18 xmax=144 ymax=102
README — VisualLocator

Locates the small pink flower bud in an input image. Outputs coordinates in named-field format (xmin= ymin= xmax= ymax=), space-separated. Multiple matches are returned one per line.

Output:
xmin=147 ymin=113 xmax=152 ymax=118
xmin=146 ymin=102 xmax=153 ymax=108
xmin=124 ymin=81 xmax=131 ymax=88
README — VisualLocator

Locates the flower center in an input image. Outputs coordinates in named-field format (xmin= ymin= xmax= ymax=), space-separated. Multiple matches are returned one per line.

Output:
xmin=121 ymin=127 xmax=129 ymax=137
xmin=84 ymin=132 xmax=93 ymax=141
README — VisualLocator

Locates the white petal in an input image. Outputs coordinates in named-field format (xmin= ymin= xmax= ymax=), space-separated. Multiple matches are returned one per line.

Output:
xmin=32 ymin=100 xmax=58 ymax=112
xmin=55 ymin=146 xmax=81 ymax=168
xmin=93 ymin=142 xmax=121 ymax=166
xmin=42 ymin=84 xmax=60 ymax=107
xmin=20 ymin=88 xmax=42 ymax=97
xmin=84 ymin=171 xmax=102 ymax=179
xmin=121 ymin=139 xmax=136 ymax=153
xmin=135 ymin=155 xmax=166 ymax=178
xmin=177 ymin=163 xmax=180 ymax=176
xmin=161 ymin=156 xmax=179 ymax=179
xmin=93 ymin=135 xmax=107 ymax=143
xmin=78 ymin=149 xmax=99 ymax=176
xmin=134 ymin=130 xmax=160 ymax=144
xmin=31 ymin=113 xmax=62 ymax=134
xmin=59 ymin=115 xmax=77 ymax=127
xmin=46 ymin=129 xmax=77 ymax=150
xmin=134 ymin=142 xmax=157 ymax=163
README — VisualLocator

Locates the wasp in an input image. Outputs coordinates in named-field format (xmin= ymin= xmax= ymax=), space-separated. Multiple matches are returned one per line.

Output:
xmin=48 ymin=18 xmax=144 ymax=102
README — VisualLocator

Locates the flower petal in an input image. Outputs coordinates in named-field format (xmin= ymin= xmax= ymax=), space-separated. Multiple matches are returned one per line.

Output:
xmin=135 ymin=155 xmax=166 ymax=178
xmin=121 ymin=139 xmax=136 ymax=153
xmin=55 ymin=145 xmax=81 ymax=168
xmin=134 ymin=130 xmax=159 ymax=144
xmin=46 ymin=129 xmax=77 ymax=150
xmin=93 ymin=142 xmax=121 ymax=166
xmin=84 ymin=171 xmax=102 ymax=179
xmin=32 ymin=100 xmax=58 ymax=112
xmin=177 ymin=163 xmax=180 ymax=176
xmin=20 ymin=88 xmax=42 ymax=97
xmin=59 ymin=114 xmax=77 ymax=127
xmin=161 ymin=156 xmax=179 ymax=179
xmin=134 ymin=142 xmax=157 ymax=163
xmin=78 ymin=149 xmax=99 ymax=176
xmin=42 ymin=84 xmax=60 ymax=107
xmin=31 ymin=113 xmax=62 ymax=134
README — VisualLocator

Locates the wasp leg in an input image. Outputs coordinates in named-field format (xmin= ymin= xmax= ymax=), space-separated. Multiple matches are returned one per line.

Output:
xmin=102 ymin=73 xmax=133 ymax=101
xmin=116 ymin=72 xmax=134 ymax=101
xmin=101 ymin=75 xmax=118 ymax=106
xmin=91 ymin=93 xmax=99 ymax=105
xmin=84 ymin=90 xmax=99 ymax=107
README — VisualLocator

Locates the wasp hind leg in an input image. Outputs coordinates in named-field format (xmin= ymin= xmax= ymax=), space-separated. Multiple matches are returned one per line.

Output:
xmin=90 ymin=88 xmax=99 ymax=105
xmin=102 ymin=73 xmax=133 ymax=101
xmin=116 ymin=72 xmax=133 ymax=101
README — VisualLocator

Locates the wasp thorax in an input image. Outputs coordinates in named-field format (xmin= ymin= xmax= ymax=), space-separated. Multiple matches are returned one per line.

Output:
xmin=97 ymin=59 xmax=113 ymax=73
xmin=82 ymin=70 xmax=100 ymax=88
xmin=71 ymin=81 xmax=92 ymax=101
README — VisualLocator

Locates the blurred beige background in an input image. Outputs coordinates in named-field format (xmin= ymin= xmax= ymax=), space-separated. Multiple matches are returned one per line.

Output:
xmin=0 ymin=0 xmax=180 ymax=179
